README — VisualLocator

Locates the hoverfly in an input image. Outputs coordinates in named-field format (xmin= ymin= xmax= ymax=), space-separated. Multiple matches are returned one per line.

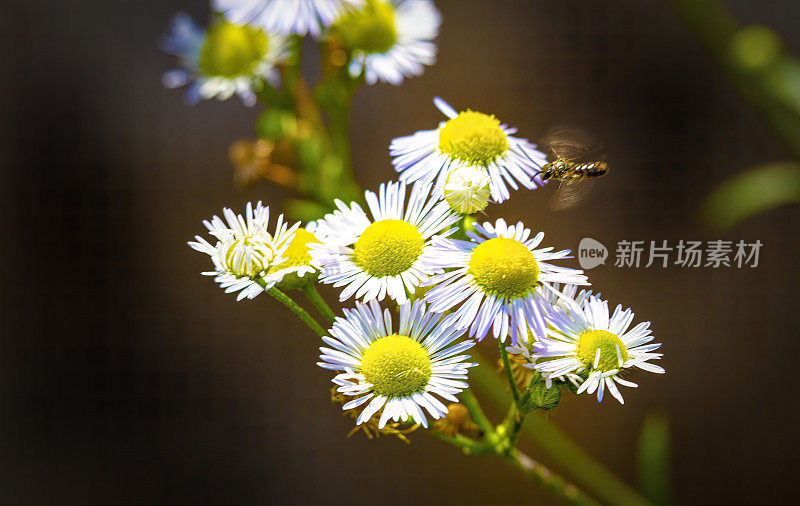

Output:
xmin=538 ymin=128 xmax=609 ymax=210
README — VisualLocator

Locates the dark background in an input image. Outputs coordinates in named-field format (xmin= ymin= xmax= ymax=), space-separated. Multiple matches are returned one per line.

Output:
xmin=2 ymin=0 xmax=799 ymax=504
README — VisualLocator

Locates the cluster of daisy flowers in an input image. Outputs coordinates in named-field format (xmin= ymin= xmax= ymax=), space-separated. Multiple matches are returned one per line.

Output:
xmin=188 ymin=95 xmax=664 ymax=432
xmin=161 ymin=0 xmax=442 ymax=105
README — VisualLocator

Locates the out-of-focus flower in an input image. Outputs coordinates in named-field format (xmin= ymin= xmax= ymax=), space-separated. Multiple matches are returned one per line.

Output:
xmin=161 ymin=14 xmax=287 ymax=106
xmin=331 ymin=0 xmax=440 ymax=85
xmin=318 ymin=299 xmax=477 ymax=428
xmin=423 ymin=219 xmax=588 ymax=344
xmin=391 ymin=97 xmax=549 ymax=202
xmin=533 ymin=295 xmax=665 ymax=404
xmin=229 ymin=139 xmax=298 ymax=188
xmin=443 ymin=165 xmax=492 ymax=214
xmin=214 ymin=0 xmax=364 ymax=37
xmin=431 ymin=403 xmax=481 ymax=439
xmin=188 ymin=202 xmax=298 ymax=300
xmin=330 ymin=387 xmax=420 ymax=443
xmin=310 ymin=181 xmax=459 ymax=303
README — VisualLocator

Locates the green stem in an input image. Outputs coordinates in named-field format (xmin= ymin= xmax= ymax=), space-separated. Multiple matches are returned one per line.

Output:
xmin=504 ymin=449 xmax=600 ymax=506
xmin=285 ymin=37 xmax=326 ymax=134
xmin=256 ymin=281 xmax=328 ymax=338
xmin=499 ymin=339 xmax=520 ymax=404
xmin=309 ymin=40 xmax=362 ymax=206
xmin=328 ymin=102 xmax=351 ymax=168
xmin=432 ymin=432 xmax=492 ymax=456
xmin=302 ymin=284 xmax=337 ymax=323
xmin=323 ymin=100 xmax=362 ymax=203
xmin=470 ymin=349 xmax=652 ymax=506
xmin=282 ymin=36 xmax=302 ymax=91
xmin=459 ymin=388 xmax=494 ymax=436
xmin=498 ymin=393 xmax=528 ymax=456
xmin=433 ymin=429 xmax=598 ymax=505
xmin=502 ymin=371 xmax=546 ymax=452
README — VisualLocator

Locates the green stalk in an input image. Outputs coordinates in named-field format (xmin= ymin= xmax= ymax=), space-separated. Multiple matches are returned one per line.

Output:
xmin=470 ymin=349 xmax=652 ymax=506
xmin=285 ymin=37 xmax=326 ymax=134
xmin=311 ymin=40 xmax=363 ymax=205
xmin=433 ymin=411 xmax=597 ymax=505
xmin=499 ymin=339 xmax=520 ymax=404
xmin=501 ymin=407 xmax=525 ymax=456
xmin=255 ymin=280 xmax=328 ymax=338
xmin=432 ymin=432 xmax=492 ymax=456
xmin=328 ymin=102 xmax=351 ymax=171
xmin=322 ymin=99 xmax=362 ymax=203
xmin=459 ymin=388 xmax=494 ymax=436
xmin=504 ymin=449 xmax=600 ymax=506
xmin=302 ymin=284 xmax=337 ymax=323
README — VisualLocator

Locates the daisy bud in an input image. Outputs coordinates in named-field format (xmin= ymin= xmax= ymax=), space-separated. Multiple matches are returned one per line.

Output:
xmin=518 ymin=377 xmax=562 ymax=413
xmin=187 ymin=202 xmax=299 ymax=300
xmin=443 ymin=165 xmax=491 ymax=214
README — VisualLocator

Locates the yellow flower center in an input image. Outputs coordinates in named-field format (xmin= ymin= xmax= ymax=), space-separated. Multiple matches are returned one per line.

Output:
xmin=279 ymin=228 xmax=317 ymax=270
xmin=198 ymin=21 xmax=269 ymax=78
xmin=224 ymin=236 xmax=274 ymax=277
xmin=332 ymin=0 xmax=398 ymax=54
xmin=352 ymin=220 xmax=424 ymax=277
xmin=275 ymin=228 xmax=318 ymax=290
xmin=361 ymin=334 xmax=432 ymax=397
xmin=439 ymin=110 xmax=509 ymax=166
xmin=468 ymin=238 xmax=540 ymax=300
xmin=576 ymin=330 xmax=629 ymax=372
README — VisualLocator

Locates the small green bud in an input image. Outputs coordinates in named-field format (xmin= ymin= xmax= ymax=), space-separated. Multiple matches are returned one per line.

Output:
xmin=519 ymin=378 xmax=561 ymax=413
xmin=462 ymin=215 xmax=478 ymax=232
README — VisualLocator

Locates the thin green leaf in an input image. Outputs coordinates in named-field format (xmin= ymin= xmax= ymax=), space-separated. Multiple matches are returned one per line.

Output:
xmin=636 ymin=412 xmax=672 ymax=506
xmin=702 ymin=162 xmax=800 ymax=230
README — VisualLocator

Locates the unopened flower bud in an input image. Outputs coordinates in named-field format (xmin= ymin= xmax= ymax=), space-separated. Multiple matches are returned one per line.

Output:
xmin=443 ymin=165 xmax=491 ymax=214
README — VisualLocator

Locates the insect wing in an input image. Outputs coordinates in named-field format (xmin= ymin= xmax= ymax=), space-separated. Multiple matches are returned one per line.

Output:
xmin=542 ymin=127 xmax=603 ymax=162
xmin=550 ymin=178 xmax=595 ymax=210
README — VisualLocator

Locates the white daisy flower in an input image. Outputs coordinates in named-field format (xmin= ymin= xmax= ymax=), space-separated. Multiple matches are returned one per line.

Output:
xmin=506 ymin=340 xmax=584 ymax=391
xmin=318 ymin=299 xmax=477 ymax=429
xmin=188 ymin=202 xmax=299 ymax=300
xmin=423 ymin=219 xmax=588 ymax=344
xmin=506 ymin=283 xmax=595 ymax=389
xmin=390 ymin=97 xmax=549 ymax=203
xmin=539 ymin=282 xmax=595 ymax=310
xmin=533 ymin=295 xmax=665 ymax=404
xmin=213 ymin=0 xmax=364 ymax=37
xmin=161 ymin=13 xmax=288 ymax=106
xmin=443 ymin=165 xmax=492 ymax=214
xmin=330 ymin=0 xmax=441 ymax=85
xmin=310 ymin=181 xmax=460 ymax=303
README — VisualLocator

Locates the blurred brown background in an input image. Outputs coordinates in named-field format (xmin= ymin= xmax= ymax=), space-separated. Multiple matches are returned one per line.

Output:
xmin=2 ymin=0 xmax=799 ymax=504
